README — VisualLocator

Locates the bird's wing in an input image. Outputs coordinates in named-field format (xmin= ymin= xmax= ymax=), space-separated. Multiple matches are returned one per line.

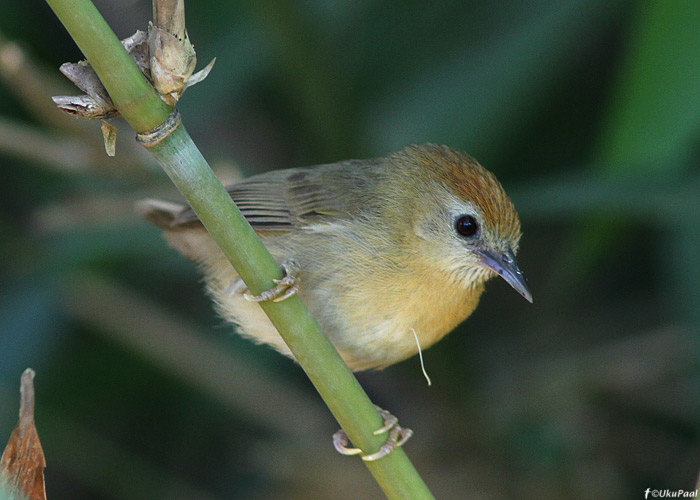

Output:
xmin=170 ymin=160 xmax=379 ymax=231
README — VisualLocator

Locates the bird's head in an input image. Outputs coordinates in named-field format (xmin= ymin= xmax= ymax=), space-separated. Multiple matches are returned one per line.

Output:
xmin=393 ymin=144 xmax=532 ymax=303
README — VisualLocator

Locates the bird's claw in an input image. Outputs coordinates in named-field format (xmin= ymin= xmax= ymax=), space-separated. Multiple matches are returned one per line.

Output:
xmin=243 ymin=258 xmax=300 ymax=303
xmin=332 ymin=405 xmax=413 ymax=462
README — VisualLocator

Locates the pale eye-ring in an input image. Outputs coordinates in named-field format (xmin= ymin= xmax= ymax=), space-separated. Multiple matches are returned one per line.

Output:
xmin=455 ymin=215 xmax=479 ymax=238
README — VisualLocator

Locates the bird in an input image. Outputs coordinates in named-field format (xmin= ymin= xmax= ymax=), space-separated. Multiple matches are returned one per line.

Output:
xmin=138 ymin=143 xmax=531 ymax=372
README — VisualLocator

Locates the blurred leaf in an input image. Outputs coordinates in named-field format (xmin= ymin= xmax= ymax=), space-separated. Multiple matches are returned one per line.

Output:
xmin=511 ymin=169 xmax=700 ymax=224
xmin=596 ymin=0 xmax=700 ymax=173
xmin=559 ymin=0 xmax=700 ymax=316
xmin=365 ymin=0 xmax=624 ymax=160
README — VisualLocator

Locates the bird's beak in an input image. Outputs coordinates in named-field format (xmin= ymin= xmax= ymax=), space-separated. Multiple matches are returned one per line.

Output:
xmin=475 ymin=247 xmax=533 ymax=303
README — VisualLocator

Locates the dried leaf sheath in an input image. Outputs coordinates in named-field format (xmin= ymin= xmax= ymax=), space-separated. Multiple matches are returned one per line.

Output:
xmin=0 ymin=369 xmax=47 ymax=500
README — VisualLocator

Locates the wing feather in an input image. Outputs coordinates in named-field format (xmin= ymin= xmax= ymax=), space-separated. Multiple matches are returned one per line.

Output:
xmin=169 ymin=159 xmax=381 ymax=231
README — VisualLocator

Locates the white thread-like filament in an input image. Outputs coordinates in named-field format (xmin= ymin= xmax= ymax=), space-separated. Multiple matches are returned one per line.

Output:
xmin=411 ymin=328 xmax=432 ymax=386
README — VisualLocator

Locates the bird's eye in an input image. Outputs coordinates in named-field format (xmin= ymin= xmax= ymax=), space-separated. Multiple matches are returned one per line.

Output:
xmin=455 ymin=215 xmax=479 ymax=238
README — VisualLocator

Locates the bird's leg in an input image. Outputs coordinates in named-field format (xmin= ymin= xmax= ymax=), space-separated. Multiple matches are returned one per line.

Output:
xmin=332 ymin=405 xmax=413 ymax=462
xmin=243 ymin=258 xmax=300 ymax=303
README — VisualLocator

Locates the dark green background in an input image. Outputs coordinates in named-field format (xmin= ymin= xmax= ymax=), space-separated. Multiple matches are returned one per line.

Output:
xmin=1 ymin=1 xmax=698 ymax=499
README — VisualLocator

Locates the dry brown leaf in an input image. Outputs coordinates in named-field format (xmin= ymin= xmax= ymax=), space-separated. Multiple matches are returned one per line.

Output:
xmin=0 ymin=369 xmax=47 ymax=500
xmin=101 ymin=120 xmax=118 ymax=157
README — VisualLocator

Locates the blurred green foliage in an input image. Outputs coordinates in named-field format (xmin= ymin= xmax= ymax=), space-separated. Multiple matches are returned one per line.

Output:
xmin=1 ymin=1 xmax=698 ymax=499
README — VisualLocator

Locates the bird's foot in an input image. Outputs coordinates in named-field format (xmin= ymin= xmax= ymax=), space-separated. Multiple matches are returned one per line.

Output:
xmin=332 ymin=405 xmax=413 ymax=462
xmin=243 ymin=258 xmax=300 ymax=303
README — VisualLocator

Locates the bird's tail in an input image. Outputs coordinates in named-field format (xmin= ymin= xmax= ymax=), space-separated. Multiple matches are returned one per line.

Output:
xmin=137 ymin=198 xmax=219 ymax=264
xmin=135 ymin=199 xmax=188 ymax=229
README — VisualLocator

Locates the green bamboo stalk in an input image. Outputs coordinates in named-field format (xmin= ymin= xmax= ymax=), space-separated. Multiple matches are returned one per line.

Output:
xmin=44 ymin=0 xmax=436 ymax=498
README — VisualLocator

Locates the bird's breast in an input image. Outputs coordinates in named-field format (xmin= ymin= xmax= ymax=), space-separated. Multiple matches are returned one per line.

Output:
xmin=318 ymin=264 xmax=485 ymax=370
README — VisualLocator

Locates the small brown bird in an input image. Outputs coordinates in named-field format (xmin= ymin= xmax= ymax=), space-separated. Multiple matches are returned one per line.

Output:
xmin=139 ymin=144 xmax=531 ymax=371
